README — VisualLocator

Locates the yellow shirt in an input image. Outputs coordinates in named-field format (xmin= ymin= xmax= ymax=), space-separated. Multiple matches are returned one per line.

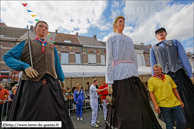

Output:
xmin=148 ymin=75 xmax=181 ymax=108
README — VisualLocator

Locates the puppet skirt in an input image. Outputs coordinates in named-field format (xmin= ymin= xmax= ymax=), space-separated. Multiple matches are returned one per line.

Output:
xmin=105 ymin=76 xmax=162 ymax=129
xmin=167 ymin=68 xmax=194 ymax=128
xmin=7 ymin=74 xmax=74 ymax=129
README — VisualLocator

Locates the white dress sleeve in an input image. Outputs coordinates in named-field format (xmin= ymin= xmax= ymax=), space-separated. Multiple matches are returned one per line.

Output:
xmin=105 ymin=37 xmax=114 ymax=87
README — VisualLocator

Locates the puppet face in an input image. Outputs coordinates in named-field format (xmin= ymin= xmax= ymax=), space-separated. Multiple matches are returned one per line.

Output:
xmin=156 ymin=31 xmax=167 ymax=41
xmin=34 ymin=22 xmax=48 ymax=38
xmin=115 ymin=18 xmax=125 ymax=32
xmin=153 ymin=67 xmax=162 ymax=76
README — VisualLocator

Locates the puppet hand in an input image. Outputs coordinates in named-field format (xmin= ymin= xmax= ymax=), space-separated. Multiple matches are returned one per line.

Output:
xmin=190 ymin=77 xmax=194 ymax=85
xmin=25 ymin=67 xmax=38 ymax=78
xmin=61 ymin=81 xmax=65 ymax=90
xmin=108 ymin=86 xmax=113 ymax=94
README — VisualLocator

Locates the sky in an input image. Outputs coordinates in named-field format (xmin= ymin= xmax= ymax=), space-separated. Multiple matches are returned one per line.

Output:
xmin=1 ymin=0 xmax=193 ymax=53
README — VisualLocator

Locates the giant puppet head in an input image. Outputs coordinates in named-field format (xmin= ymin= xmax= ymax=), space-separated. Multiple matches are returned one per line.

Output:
xmin=113 ymin=16 xmax=125 ymax=33
xmin=34 ymin=21 xmax=49 ymax=39
xmin=155 ymin=28 xmax=167 ymax=41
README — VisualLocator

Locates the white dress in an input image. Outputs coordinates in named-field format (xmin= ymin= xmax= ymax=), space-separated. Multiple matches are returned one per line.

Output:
xmin=106 ymin=33 xmax=139 ymax=86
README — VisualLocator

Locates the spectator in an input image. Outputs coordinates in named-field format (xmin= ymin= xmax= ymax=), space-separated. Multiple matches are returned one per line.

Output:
xmin=41 ymin=78 xmax=47 ymax=85
xmin=72 ymin=87 xmax=76 ymax=93
xmin=8 ymin=86 xmax=17 ymax=111
xmin=7 ymin=87 xmax=12 ymax=94
xmin=148 ymin=64 xmax=186 ymax=129
xmin=74 ymin=83 xmax=84 ymax=121
xmin=90 ymin=79 xmax=108 ymax=128
xmin=98 ymin=80 xmax=108 ymax=120
xmin=0 ymin=84 xmax=9 ymax=122
xmin=87 ymin=82 xmax=90 ymax=92
xmin=66 ymin=87 xmax=71 ymax=93
xmin=143 ymin=82 xmax=150 ymax=99
xmin=72 ymin=87 xmax=76 ymax=113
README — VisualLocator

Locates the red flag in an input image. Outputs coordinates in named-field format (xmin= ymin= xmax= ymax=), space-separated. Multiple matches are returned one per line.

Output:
xmin=22 ymin=3 xmax=28 ymax=7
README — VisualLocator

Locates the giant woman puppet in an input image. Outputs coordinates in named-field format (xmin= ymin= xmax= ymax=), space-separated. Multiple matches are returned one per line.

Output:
xmin=105 ymin=16 xmax=162 ymax=129
xmin=3 ymin=21 xmax=74 ymax=129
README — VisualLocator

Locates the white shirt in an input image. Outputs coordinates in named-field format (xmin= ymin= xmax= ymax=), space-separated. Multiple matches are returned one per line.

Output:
xmin=106 ymin=33 xmax=139 ymax=86
xmin=90 ymin=84 xmax=99 ymax=100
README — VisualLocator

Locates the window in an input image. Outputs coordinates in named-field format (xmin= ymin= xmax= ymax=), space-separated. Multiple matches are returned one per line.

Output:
xmin=88 ymin=54 xmax=96 ymax=64
xmin=148 ymin=57 xmax=150 ymax=64
xmin=61 ymin=52 xmax=69 ymax=64
xmin=101 ymin=55 xmax=105 ymax=65
xmin=140 ymin=55 xmax=145 ymax=65
xmin=64 ymin=40 xmax=71 ymax=43
xmin=75 ymin=53 xmax=81 ymax=64
xmin=137 ymin=53 xmax=145 ymax=66
xmin=0 ymin=73 xmax=9 ymax=76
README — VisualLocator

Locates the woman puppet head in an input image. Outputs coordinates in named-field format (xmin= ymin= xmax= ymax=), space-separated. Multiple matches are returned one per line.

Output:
xmin=113 ymin=16 xmax=125 ymax=33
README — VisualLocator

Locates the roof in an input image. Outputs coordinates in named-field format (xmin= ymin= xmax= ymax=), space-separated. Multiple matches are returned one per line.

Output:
xmin=78 ymin=36 xmax=104 ymax=46
xmin=99 ymin=41 xmax=150 ymax=54
xmin=0 ymin=26 xmax=27 ymax=38
xmin=55 ymin=33 xmax=80 ymax=44
xmin=134 ymin=45 xmax=150 ymax=54
xmin=99 ymin=41 xmax=106 ymax=46
xmin=19 ymin=30 xmax=56 ymax=43
xmin=0 ymin=23 xmax=7 ymax=27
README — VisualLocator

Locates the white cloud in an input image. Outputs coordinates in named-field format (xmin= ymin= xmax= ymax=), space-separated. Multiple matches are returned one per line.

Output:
xmin=186 ymin=39 xmax=193 ymax=46
xmin=102 ymin=32 xmax=114 ymax=42
xmin=1 ymin=1 xmax=108 ymax=34
xmin=185 ymin=47 xmax=194 ymax=53
xmin=122 ymin=2 xmax=193 ymax=45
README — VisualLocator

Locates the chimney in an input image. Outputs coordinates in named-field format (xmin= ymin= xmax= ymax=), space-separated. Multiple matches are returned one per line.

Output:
xmin=93 ymin=35 xmax=96 ymax=39
xmin=187 ymin=52 xmax=191 ymax=55
xmin=76 ymin=32 xmax=78 ymax=36
xmin=30 ymin=25 xmax=33 ymax=30
xmin=55 ymin=29 xmax=58 ymax=33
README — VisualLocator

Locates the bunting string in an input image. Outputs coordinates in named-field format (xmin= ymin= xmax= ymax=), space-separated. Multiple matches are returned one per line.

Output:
xmin=22 ymin=3 xmax=56 ymax=45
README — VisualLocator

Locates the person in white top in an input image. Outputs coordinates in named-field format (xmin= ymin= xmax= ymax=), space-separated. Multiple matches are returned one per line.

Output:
xmin=90 ymin=79 xmax=108 ymax=128
xmin=105 ymin=16 xmax=162 ymax=129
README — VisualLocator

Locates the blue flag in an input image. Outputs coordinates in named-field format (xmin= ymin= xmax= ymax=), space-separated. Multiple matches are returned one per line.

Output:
xmin=27 ymin=10 xmax=32 ymax=12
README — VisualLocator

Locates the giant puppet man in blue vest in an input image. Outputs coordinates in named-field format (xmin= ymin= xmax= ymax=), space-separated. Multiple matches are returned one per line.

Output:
xmin=150 ymin=27 xmax=194 ymax=129
xmin=3 ymin=21 xmax=74 ymax=129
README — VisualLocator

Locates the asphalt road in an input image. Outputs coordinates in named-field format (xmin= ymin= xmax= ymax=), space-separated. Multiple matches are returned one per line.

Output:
xmin=70 ymin=100 xmax=166 ymax=129
xmin=0 ymin=100 xmax=167 ymax=129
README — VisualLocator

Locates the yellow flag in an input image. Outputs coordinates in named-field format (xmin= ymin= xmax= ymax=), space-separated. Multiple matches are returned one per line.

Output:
xmin=47 ymin=33 xmax=50 ymax=36
xmin=31 ymin=15 xmax=36 ymax=17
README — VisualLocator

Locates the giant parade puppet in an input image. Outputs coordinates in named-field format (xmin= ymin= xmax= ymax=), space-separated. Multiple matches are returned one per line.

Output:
xmin=105 ymin=16 xmax=162 ymax=129
xmin=150 ymin=27 xmax=194 ymax=128
xmin=3 ymin=21 xmax=74 ymax=129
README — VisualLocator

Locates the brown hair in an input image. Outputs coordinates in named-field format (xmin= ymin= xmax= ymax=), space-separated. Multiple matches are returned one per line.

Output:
xmin=76 ymin=83 xmax=81 ymax=90
xmin=93 ymin=79 xmax=98 ymax=83
xmin=113 ymin=16 xmax=125 ymax=33
xmin=35 ymin=21 xmax=49 ymax=28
